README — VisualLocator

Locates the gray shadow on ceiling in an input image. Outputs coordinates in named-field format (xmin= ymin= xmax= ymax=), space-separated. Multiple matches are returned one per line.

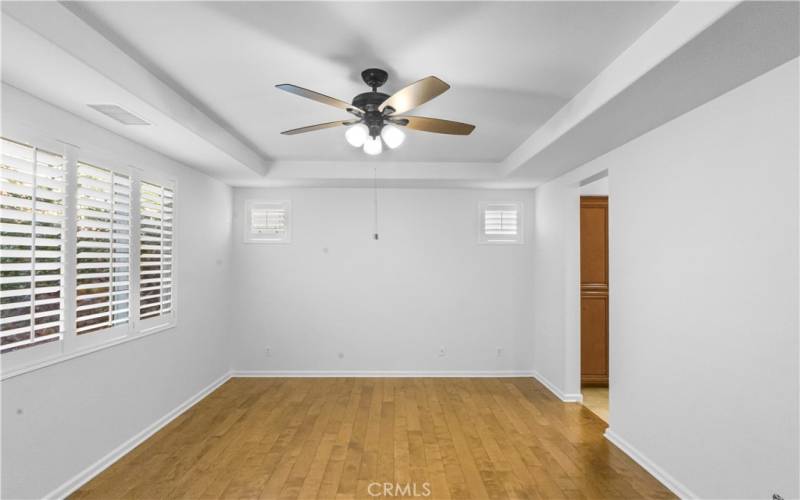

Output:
xmin=439 ymin=85 xmax=567 ymax=130
xmin=510 ymin=0 xmax=800 ymax=183
xmin=60 ymin=1 xmax=274 ymax=163
xmin=200 ymin=1 xmax=484 ymax=87
xmin=416 ymin=85 xmax=567 ymax=161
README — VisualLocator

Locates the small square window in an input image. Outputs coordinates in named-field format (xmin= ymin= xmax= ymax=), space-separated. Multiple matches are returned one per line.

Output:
xmin=479 ymin=202 xmax=522 ymax=244
xmin=244 ymin=200 xmax=291 ymax=243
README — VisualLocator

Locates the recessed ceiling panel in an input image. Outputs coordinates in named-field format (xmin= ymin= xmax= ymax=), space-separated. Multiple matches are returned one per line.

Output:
xmin=64 ymin=1 xmax=675 ymax=163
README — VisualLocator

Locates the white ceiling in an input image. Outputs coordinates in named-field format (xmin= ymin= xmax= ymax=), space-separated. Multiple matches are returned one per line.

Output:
xmin=1 ymin=1 xmax=797 ymax=187
xmin=63 ymin=1 xmax=674 ymax=163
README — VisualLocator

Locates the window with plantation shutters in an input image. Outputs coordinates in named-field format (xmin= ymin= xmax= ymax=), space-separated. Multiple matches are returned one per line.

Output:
xmin=1 ymin=138 xmax=66 ymax=352
xmin=1 ymin=135 xmax=179 ymax=374
xmin=479 ymin=202 xmax=523 ymax=244
xmin=75 ymin=162 xmax=131 ymax=335
xmin=139 ymin=181 xmax=174 ymax=321
xmin=244 ymin=200 xmax=291 ymax=243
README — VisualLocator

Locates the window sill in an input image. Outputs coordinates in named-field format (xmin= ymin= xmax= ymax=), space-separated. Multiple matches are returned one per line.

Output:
xmin=242 ymin=239 xmax=292 ymax=245
xmin=478 ymin=240 xmax=525 ymax=245
xmin=0 ymin=323 xmax=177 ymax=381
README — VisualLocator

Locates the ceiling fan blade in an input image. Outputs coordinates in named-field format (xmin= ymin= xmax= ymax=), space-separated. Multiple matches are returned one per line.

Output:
xmin=276 ymin=84 xmax=362 ymax=113
xmin=280 ymin=120 xmax=357 ymax=135
xmin=393 ymin=116 xmax=475 ymax=135
xmin=379 ymin=76 xmax=450 ymax=115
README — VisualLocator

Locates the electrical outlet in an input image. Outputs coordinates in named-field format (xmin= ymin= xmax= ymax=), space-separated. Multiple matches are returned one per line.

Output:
xmin=265 ymin=347 xmax=271 ymax=357
xmin=338 ymin=352 xmax=345 ymax=359
xmin=438 ymin=346 xmax=446 ymax=357
xmin=497 ymin=347 xmax=504 ymax=357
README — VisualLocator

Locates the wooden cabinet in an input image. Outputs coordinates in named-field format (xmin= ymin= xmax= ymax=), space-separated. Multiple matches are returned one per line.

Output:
xmin=580 ymin=196 xmax=608 ymax=386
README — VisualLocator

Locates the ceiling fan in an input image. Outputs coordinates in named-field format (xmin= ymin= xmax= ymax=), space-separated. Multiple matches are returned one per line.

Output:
xmin=276 ymin=68 xmax=475 ymax=155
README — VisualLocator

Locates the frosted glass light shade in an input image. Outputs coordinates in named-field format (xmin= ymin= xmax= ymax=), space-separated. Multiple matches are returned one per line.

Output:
xmin=345 ymin=124 xmax=369 ymax=147
xmin=363 ymin=136 xmax=383 ymax=155
xmin=381 ymin=124 xmax=406 ymax=149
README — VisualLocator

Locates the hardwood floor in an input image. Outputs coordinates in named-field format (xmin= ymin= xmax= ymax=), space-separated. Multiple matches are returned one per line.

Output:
xmin=581 ymin=387 xmax=609 ymax=423
xmin=71 ymin=378 xmax=674 ymax=499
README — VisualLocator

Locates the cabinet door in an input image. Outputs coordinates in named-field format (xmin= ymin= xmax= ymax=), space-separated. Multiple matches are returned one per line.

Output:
xmin=580 ymin=196 xmax=608 ymax=386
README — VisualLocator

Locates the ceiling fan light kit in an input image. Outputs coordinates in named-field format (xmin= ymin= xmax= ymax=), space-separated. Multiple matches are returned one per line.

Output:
xmin=277 ymin=68 xmax=475 ymax=155
xmin=363 ymin=136 xmax=383 ymax=156
xmin=381 ymin=124 xmax=405 ymax=149
xmin=345 ymin=123 xmax=369 ymax=147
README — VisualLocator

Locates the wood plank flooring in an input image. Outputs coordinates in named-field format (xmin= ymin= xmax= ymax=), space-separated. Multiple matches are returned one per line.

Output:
xmin=71 ymin=378 xmax=674 ymax=499
xmin=581 ymin=387 xmax=609 ymax=423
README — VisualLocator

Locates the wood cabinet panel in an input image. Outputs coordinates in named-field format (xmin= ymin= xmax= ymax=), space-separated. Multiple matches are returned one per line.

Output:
xmin=581 ymin=196 xmax=609 ymax=386
xmin=580 ymin=197 xmax=608 ymax=285
xmin=581 ymin=295 xmax=608 ymax=384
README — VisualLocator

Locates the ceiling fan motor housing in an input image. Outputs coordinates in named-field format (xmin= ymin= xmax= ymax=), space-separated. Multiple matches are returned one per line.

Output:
xmin=353 ymin=68 xmax=394 ymax=137
xmin=353 ymin=91 xmax=390 ymax=137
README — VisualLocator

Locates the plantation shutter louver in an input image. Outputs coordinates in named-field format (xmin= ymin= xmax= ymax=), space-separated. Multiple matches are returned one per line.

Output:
xmin=139 ymin=181 xmax=174 ymax=320
xmin=252 ymin=207 xmax=286 ymax=236
xmin=245 ymin=200 xmax=291 ymax=243
xmin=480 ymin=203 xmax=522 ymax=244
xmin=75 ymin=162 xmax=131 ymax=335
xmin=485 ymin=208 xmax=518 ymax=235
xmin=1 ymin=138 xmax=66 ymax=352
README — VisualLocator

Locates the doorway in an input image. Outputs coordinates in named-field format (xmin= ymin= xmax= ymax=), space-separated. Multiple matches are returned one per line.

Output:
xmin=579 ymin=178 xmax=609 ymax=422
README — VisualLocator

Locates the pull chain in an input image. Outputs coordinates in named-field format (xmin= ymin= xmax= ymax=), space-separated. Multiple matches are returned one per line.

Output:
xmin=373 ymin=165 xmax=379 ymax=240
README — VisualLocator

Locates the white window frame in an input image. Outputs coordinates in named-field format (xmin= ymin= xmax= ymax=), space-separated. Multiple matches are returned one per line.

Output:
xmin=1 ymin=136 xmax=68 ymax=371
xmin=137 ymin=172 xmax=178 ymax=335
xmin=1 ymin=131 xmax=178 ymax=380
xmin=478 ymin=201 xmax=524 ymax=245
xmin=70 ymin=157 xmax=136 ymax=352
xmin=244 ymin=199 xmax=291 ymax=244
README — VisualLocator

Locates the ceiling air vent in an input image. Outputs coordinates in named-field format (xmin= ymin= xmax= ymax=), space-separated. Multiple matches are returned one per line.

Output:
xmin=88 ymin=104 xmax=150 ymax=125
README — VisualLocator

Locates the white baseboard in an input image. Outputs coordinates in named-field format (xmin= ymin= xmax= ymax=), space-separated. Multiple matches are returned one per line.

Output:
xmin=231 ymin=370 xmax=536 ymax=378
xmin=531 ymin=369 xmax=583 ymax=402
xmin=604 ymin=429 xmax=695 ymax=499
xmin=45 ymin=371 xmax=233 ymax=500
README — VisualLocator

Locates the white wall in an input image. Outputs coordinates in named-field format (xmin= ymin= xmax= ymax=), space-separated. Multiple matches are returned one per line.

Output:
xmin=0 ymin=85 xmax=234 ymax=499
xmin=531 ymin=179 xmax=582 ymax=398
xmin=579 ymin=176 xmax=609 ymax=196
xmin=531 ymin=58 xmax=799 ymax=498
xmin=231 ymin=188 xmax=535 ymax=374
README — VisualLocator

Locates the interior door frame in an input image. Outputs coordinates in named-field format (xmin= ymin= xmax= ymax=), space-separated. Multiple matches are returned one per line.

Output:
xmin=563 ymin=170 xmax=611 ymax=406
